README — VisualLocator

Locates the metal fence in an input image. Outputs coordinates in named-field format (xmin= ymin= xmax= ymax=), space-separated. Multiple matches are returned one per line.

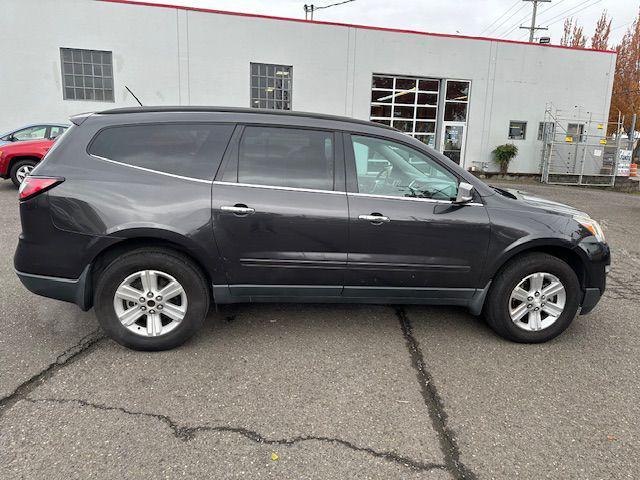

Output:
xmin=540 ymin=105 xmax=625 ymax=186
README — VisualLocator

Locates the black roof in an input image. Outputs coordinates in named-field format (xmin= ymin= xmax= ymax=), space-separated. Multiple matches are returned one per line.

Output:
xmin=97 ymin=106 xmax=396 ymax=131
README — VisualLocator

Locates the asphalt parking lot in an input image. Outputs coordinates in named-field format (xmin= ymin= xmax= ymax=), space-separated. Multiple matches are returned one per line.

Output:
xmin=0 ymin=179 xmax=638 ymax=479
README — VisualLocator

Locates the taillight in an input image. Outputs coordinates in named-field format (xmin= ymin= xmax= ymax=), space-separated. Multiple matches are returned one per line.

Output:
xmin=18 ymin=177 xmax=64 ymax=201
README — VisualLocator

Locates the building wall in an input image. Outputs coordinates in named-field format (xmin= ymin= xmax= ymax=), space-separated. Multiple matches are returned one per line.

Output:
xmin=0 ymin=0 xmax=616 ymax=173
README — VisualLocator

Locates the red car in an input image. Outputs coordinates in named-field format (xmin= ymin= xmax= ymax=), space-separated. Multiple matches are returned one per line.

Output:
xmin=0 ymin=138 xmax=54 ymax=187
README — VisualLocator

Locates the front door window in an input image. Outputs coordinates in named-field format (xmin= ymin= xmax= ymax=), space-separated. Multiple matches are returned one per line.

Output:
xmin=351 ymin=135 xmax=458 ymax=201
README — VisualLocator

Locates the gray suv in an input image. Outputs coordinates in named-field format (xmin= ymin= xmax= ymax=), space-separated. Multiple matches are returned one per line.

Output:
xmin=14 ymin=107 xmax=609 ymax=350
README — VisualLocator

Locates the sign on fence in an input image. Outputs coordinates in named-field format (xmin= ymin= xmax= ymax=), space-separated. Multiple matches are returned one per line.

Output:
xmin=617 ymin=150 xmax=633 ymax=176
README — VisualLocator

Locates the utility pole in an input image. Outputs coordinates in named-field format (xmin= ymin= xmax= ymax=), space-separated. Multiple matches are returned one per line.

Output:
xmin=304 ymin=1 xmax=355 ymax=21
xmin=629 ymin=113 xmax=637 ymax=152
xmin=303 ymin=4 xmax=314 ymax=20
xmin=519 ymin=0 xmax=551 ymax=43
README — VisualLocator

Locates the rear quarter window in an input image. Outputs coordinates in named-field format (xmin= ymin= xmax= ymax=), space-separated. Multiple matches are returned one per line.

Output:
xmin=88 ymin=123 xmax=234 ymax=180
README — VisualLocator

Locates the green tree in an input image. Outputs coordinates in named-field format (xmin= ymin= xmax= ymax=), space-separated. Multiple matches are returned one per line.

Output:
xmin=493 ymin=144 xmax=518 ymax=175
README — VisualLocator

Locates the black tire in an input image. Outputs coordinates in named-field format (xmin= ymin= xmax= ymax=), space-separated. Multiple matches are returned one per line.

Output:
xmin=484 ymin=253 xmax=581 ymax=343
xmin=10 ymin=159 xmax=38 ymax=187
xmin=94 ymin=247 xmax=210 ymax=351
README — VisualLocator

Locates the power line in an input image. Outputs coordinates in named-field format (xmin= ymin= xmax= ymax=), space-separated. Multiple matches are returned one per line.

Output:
xmin=519 ymin=0 xmax=552 ymax=42
xmin=314 ymin=0 xmax=355 ymax=11
xmin=611 ymin=20 xmax=635 ymax=31
xmin=497 ymin=0 xmax=559 ymax=39
xmin=485 ymin=3 xmax=528 ymax=36
xmin=303 ymin=0 xmax=355 ymax=20
xmin=496 ymin=7 xmax=533 ymax=37
xmin=542 ymin=0 xmax=601 ymax=27
xmin=479 ymin=0 xmax=521 ymax=35
xmin=535 ymin=0 xmax=570 ymax=21
xmin=498 ymin=9 xmax=535 ymax=37
xmin=501 ymin=0 xmax=599 ymax=39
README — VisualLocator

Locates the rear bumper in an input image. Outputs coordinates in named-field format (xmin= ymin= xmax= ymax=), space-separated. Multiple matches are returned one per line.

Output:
xmin=15 ymin=265 xmax=92 ymax=311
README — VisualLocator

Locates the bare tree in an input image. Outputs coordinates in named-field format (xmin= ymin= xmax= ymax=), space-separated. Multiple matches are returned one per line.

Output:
xmin=609 ymin=9 xmax=640 ymax=158
xmin=560 ymin=18 xmax=587 ymax=47
xmin=591 ymin=10 xmax=612 ymax=50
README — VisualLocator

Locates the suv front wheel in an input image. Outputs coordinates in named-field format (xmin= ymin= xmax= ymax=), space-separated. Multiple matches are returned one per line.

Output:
xmin=484 ymin=253 xmax=581 ymax=343
xmin=94 ymin=247 xmax=210 ymax=350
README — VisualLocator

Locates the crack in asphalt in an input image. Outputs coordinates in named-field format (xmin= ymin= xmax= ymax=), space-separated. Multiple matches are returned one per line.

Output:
xmin=1 ymin=312 xmax=465 ymax=475
xmin=396 ymin=307 xmax=477 ymax=480
xmin=0 ymin=330 xmax=105 ymax=419
xmin=23 ymin=397 xmax=448 ymax=473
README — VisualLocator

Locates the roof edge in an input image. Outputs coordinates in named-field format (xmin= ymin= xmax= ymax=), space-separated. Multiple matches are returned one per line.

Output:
xmin=97 ymin=0 xmax=617 ymax=55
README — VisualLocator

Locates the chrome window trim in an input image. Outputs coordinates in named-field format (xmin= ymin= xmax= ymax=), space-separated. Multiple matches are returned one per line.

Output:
xmin=349 ymin=191 xmax=483 ymax=206
xmin=89 ymin=154 xmax=212 ymax=184
xmin=213 ymin=181 xmax=345 ymax=195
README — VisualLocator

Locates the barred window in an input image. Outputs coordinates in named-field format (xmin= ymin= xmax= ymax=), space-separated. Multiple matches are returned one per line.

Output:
xmin=60 ymin=48 xmax=114 ymax=102
xmin=250 ymin=63 xmax=292 ymax=110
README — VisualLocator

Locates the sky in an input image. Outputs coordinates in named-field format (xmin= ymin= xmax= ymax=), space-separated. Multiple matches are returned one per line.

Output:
xmin=140 ymin=0 xmax=637 ymax=47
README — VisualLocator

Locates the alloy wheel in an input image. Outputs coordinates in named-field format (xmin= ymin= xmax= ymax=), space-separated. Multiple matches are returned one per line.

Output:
xmin=16 ymin=165 xmax=34 ymax=184
xmin=113 ymin=270 xmax=188 ymax=337
xmin=508 ymin=272 xmax=566 ymax=332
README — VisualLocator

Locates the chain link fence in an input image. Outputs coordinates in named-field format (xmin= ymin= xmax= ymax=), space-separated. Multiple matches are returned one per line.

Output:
xmin=540 ymin=105 xmax=625 ymax=186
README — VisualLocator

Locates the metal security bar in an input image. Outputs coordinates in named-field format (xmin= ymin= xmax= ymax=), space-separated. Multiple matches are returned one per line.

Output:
xmin=540 ymin=104 xmax=625 ymax=186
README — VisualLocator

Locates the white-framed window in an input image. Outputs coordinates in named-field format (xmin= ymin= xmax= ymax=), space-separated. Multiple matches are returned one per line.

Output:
xmin=443 ymin=80 xmax=469 ymax=122
xmin=60 ymin=48 xmax=113 ymax=102
xmin=508 ymin=121 xmax=527 ymax=140
xmin=250 ymin=63 xmax=292 ymax=110
xmin=370 ymin=75 xmax=440 ymax=148
xmin=567 ymin=123 xmax=585 ymax=142
xmin=538 ymin=122 xmax=556 ymax=141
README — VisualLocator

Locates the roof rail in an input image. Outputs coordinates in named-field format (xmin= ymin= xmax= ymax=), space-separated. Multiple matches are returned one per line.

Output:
xmin=97 ymin=106 xmax=397 ymax=131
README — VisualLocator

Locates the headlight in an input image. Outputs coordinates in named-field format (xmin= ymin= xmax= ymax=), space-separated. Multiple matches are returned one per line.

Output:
xmin=574 ymin=216 xmax=605 ymax=243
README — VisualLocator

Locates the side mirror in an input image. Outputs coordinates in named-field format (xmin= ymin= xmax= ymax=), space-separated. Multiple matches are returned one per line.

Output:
xmin=454 ymin=182 xmax=474 ymax=204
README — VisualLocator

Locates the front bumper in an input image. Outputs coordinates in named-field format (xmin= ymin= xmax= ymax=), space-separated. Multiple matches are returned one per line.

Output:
xmin=577 ymin=241 xmax=609 ymax=315
xmin=580 ymin=287 xmax=603 ymax=315
xmin=15 ymin=265 xmax=92 ymax=311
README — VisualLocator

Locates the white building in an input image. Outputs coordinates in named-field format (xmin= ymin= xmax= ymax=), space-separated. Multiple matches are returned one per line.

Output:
xmin=1 ymin=0 xmax=617 ymax=173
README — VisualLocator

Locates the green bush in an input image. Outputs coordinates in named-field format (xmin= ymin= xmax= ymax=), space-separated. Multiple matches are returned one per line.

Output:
xmin=492 ymin=144 xmax=518 ymax=175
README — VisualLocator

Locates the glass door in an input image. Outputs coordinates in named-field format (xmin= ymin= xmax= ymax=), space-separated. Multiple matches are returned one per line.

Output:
xmin=439 ymin=80 xmax=470 ymax=166
xmin=440 ymin=123 xmax=466 ymax=165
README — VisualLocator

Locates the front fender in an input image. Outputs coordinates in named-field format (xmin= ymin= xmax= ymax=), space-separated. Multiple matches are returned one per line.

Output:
xmin=481 ymin=235 xmax=580 ymax=284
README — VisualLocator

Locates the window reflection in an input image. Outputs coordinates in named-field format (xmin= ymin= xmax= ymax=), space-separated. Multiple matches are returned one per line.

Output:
xmin=351 ymin=135 xmax=458 ymax=200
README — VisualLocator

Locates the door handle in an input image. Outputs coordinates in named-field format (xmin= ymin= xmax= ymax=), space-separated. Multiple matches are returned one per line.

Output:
xmin=221 ymin=204 xmax=255 ymax=216
xmin=358 ymin=213 xmax=390 ymax=224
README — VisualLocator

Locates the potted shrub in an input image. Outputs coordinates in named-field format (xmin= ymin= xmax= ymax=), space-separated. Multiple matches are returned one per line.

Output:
xmin=492 ymin=144 xmax=518 ymax=175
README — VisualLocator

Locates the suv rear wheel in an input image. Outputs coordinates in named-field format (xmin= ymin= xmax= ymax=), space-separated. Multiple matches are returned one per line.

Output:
xmin=10 ymin=159 xmax=38 ymax=187
xmin=484 ymin=253 xmax=581 ymax=343
xmin=94 ymin=247 xmax=210 ymax=350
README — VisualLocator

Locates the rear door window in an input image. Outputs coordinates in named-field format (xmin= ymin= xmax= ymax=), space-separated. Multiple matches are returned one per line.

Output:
xmin=237 ymin=126 xmax=334 ymax=191
xmin=88 ymin=123 xmax=235 ymax=180
xmin=13 ymin=126 xmax=48 ymax=141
